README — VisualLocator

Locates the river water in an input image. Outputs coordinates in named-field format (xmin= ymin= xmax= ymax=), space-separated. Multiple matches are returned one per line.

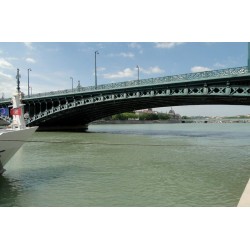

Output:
xmin=1 ymin=123 xmax=250 ymax=207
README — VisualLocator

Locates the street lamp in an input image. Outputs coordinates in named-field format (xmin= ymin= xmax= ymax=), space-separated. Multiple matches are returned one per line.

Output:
xmin=70 ymin=77 xmax=73 ymax=91
xmin=77 ymin=80 xmax=81 ymax=91
xmin=136 ymin=65 xmax=140 ymax=82
xmin=28 ymin=68 xmax=32 ymax=97
xmin=29 ymin=86 xmax=32 ymax=96
xmin=95 ymin=50 xmax=99 ymax=89
xmin=248 ymin=42 xmax=250 ymax=72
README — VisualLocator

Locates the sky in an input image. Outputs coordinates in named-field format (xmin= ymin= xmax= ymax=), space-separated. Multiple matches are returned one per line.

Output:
xmin=0 ymin=42 xmax=249 ymax=116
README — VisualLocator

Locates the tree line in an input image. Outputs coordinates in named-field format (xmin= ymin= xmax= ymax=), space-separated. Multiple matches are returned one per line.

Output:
xmin=110 ymin=112 xmax=172 ymax=121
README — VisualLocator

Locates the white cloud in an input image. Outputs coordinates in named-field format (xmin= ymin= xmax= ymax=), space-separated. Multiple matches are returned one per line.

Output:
xmin=97 ymin=67 xmax=106 ymax=71
xmin=26 ymin=57 xmax=36 ymax=63
xmin=129 ymin=43 xmax=141 ymax=49
xmin=0 ymin=71 xmax=15 ymax=97
xmin=155 ymin=42 xmax=184 ymax=48
xmin=24 ymin=42 xmax=34 ymax=50
xmin=108 ymin=52 xmax=135 ymax=58
xmin=213 ymin=62 xmax=226 ymax=68
xmin=103 ymin=68 xmax=135 ymax=79
xmin=191 ymin=66 xmax=211 ymax=72
xmin=120 ymin=52 xmax=134 ymax=58
xmin=141 ymin=66 xmax=165 ymax=74
xmin=0 ymin=58 xmax=13 ymax=69
xmin=0 ymin=71 xmax=12 ymax=79
xmin=128 ymin=43 xmax=143 ymax=54
xmin=103 ymin=66 xmax=165 ymax=80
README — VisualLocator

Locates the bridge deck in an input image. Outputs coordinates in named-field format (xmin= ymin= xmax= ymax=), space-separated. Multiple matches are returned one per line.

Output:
xmin=1 ymin=66 xmax=249 ymax=103
xmin=1 ymin=66 xmax=250 ymax=130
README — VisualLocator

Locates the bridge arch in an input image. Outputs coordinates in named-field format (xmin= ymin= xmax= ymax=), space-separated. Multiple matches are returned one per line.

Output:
xmin=1 ymin=66 xmax=250 ymax=131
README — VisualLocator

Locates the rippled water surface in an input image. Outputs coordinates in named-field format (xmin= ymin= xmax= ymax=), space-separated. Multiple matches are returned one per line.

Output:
xmin=1 ymin=123 xmax=250 ymax=206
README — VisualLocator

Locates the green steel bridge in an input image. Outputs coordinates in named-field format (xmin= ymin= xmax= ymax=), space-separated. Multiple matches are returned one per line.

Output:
xmin=1 ymin=66 xmax=250 ymax=131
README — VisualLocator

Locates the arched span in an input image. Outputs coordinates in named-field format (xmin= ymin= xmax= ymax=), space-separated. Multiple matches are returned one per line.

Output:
xmin=1 ymin=66 xmax=250 ymax=131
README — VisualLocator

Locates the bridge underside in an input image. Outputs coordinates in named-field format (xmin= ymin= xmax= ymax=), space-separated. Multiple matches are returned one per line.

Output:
xmin=29 ymin=95 xmax=250 ymax=131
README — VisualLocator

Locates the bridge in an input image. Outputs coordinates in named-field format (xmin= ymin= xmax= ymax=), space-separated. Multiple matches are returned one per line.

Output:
xmin=1 ymin=66 xmax=250 ymax=131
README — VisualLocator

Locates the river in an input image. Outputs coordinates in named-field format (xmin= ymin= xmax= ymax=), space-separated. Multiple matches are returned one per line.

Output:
xmin=1 ymin=123 xmax=250 ymax=206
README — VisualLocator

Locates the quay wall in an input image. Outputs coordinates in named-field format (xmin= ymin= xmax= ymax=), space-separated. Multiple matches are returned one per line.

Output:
xmin=238 ymin=178 xmax=250 ymax=207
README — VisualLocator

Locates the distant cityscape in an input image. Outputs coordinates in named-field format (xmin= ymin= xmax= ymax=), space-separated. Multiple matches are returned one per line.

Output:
xmin=94 ymin=108 xmax=250 ymax=124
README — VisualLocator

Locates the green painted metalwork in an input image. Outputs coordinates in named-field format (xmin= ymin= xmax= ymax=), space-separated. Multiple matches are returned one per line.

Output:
xmin=24 ymin=80 xmax=250 ymax=125
xmin=1 ymin=66 xmax=250 ymax=129
xmin=34 ymin=66 xmax=250 ymax=97
xmin=1 ymin=66 xmax=248 ymax=102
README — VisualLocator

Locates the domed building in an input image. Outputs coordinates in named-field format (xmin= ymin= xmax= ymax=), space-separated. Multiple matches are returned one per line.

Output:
xmin=168 ymin=107 xmax=181 ymax=120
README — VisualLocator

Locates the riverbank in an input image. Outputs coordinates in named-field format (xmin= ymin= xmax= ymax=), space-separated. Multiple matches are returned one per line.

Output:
xmin=238 ymin=178 xmax=250 ymax=207
xmin=91 ymin=119 xmax=182 ymax=125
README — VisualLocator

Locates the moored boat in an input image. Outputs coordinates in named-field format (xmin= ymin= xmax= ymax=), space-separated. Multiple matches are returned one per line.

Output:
xmin=0 ymin=69 xmax=38 ymax=174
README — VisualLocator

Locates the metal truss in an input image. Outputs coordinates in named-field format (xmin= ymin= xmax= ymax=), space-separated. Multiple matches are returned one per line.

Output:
xmin=25 ymin=81 xmax=250 ymax=125
xmin=1 ymin=66 xmax=250 ymax=127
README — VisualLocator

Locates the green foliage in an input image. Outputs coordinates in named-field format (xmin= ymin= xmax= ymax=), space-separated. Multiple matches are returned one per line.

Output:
xmin=157 ymin=113 xmax=170 ymax=120
xmin=112 ymin=112 xmax=171 ymax=120
xmin=112 ymin=112 xmax=138 ymax=120
xmin=139 ymin=113 xmax=159 ymax=120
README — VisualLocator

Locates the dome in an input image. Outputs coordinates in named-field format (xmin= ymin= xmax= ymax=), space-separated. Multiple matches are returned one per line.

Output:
xmin=168 ymin=108 xmax=175 ymax=115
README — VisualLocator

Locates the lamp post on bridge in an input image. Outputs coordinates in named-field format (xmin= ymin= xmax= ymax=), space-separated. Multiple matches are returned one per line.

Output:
xmin=70 ymin=77 xmax=73 ymax=91
xmin=136 ymin=65 xmax=140 ymax=82
xmin=248 ymin=42 xmax=250 ymax=72
xmin=28 ymin=68 xmax=32 ymax=97
xmin=29 ymin=86 xmax=32 ymax=96
xmin=95 ymin=50 xmax=99 ymax=89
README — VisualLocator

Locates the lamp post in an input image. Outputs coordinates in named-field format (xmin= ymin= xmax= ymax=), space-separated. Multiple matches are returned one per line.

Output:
xmin=136 ymin=65 xmax=140 ymax=82
xmin=95 ymin=50 xmax=99 ymax=89
xmin=70 ymin=77 xmax=73 ymax=91
xmin=29 ymin=86 xmax=32 ymax=96
xmin=248 ymin=42 xmax=250 ymax=72
xmin=28 ymin=68 xmax=32 ymax=97
xmin=77 ymin=80 xmax=81 ymax=91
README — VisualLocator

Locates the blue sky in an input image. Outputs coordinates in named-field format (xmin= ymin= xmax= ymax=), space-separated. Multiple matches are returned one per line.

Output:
xmin=0 ymin=42 xmax=249 ymax=116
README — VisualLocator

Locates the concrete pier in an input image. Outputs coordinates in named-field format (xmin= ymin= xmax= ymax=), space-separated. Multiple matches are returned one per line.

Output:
xmin=238 ymin=178 xmax=250 ymax=207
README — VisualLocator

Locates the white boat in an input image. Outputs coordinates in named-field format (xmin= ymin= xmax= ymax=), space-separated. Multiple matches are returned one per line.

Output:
xmin=0 ymin=69 xmax=38 ymax=174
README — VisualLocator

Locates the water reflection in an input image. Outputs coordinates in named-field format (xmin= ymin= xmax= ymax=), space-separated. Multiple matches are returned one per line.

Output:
xmin=0 ymin=175 xmax=21 ymax=206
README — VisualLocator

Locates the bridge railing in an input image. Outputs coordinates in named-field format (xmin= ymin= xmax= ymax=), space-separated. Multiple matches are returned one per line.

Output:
xmin=1 ymin=66 xmax=249 ymax=101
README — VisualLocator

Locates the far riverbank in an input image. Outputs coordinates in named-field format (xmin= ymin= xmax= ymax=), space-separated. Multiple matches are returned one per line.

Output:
xmin=91 ymin=119 xmax=182 ymax=125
